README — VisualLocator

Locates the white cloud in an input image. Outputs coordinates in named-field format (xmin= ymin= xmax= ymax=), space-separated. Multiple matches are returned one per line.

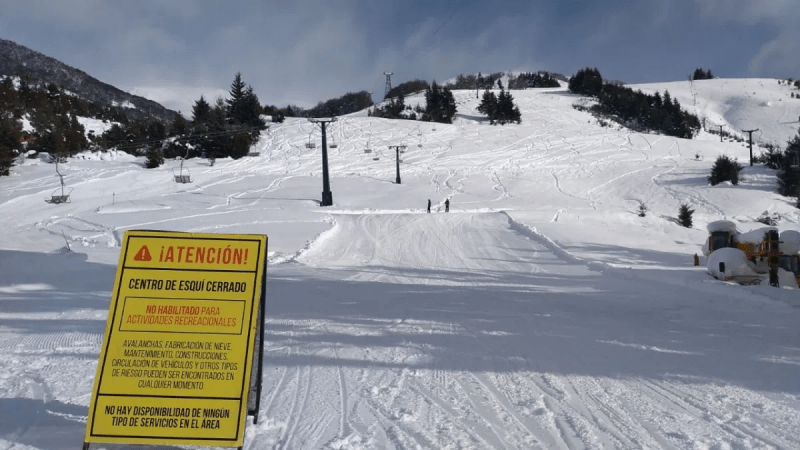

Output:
xmin=748 ymin=28 xmax=800 ymax=75
xmin=695 ymin=0 xmax=799 ymax=24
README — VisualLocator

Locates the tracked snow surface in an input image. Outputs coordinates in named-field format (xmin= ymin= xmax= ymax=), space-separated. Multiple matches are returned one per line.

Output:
xmin=1 ymin=79 xmax=800 ymax=449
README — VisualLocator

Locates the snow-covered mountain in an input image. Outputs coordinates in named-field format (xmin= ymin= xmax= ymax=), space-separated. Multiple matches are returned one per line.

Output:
xmin=1 ymin=79 xmax=799 ymax=449
xmin=0 ymin=39 xmax=178 ymax=122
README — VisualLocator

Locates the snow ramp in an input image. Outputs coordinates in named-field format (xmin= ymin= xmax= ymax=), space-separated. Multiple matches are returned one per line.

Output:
xmin=297 ymin=212 xmax=595 ymax=285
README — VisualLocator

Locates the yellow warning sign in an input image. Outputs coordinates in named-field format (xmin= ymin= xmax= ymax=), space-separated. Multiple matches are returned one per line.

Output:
xmin=85 ymin=231 xmax=267 ymax=447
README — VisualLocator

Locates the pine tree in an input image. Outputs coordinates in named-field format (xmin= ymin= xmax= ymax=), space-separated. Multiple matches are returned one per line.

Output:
xmin=171 ymin=112 xmax=189 ymax=136
xmin=441 ymin=86 xmax=456 ymax=123
xmin=0 ymin=117 xmax=21 ymax=176
xmin=241 ymin=86 xmax=264 ymax=125
xmin=708 ymin=155 xmax=742 ymax=186
xmin=66 ymin=114 xmax=87 ymax=155
xmin=496 ymin=89 xmax=514 ymax=124
xmin=191 ymin=96 xmax=211 ymax=124
xmin=226 ymin=72 xmax=247 ymax=123
xmin=568 ymin=67 xmax=603 ymax=97
xmin=479 ymin=88 xmax=521 ymax=125
xmin=477 ymin=90 xmax=497 ymax=124
xmin=207 ymin=97 xmax=229 ymax=158
xmin=423 ymin=81 xmax=457 ymax=124
xmin=144 ymin=144 xmax=164 ymax=168
xmin=778 ymin=133 xmax=800 ymax=198
xmin=678 ymin=203 xmax=694 ymax=228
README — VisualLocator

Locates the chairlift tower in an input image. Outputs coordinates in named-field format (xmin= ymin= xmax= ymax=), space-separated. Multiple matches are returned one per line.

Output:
xmin=741 ymin=128 xmax=759 ymax=166
xmin=310 ymin=117 xmax=338 ymax=206
xmin=388 ymin=145 xmax=406 ymax=184
xmin=384 ymin=72 xmax=393 ymax=99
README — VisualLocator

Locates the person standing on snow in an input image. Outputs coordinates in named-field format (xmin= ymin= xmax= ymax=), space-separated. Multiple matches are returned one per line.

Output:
xmin=427 ymin=199 xmax=431 ymax=213
xmin=445 ymin=198 xmax=450 ymax=212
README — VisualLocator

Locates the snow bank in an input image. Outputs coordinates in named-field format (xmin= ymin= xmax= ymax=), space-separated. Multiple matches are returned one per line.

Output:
xmin=707 ymin=247 xmax=761 ymax=280
xmin=780 ymin=230 xmax=800 ymax=254
xmin=72 ymin=149 xmax=137 ymax=162
xmin=77 ymin=116 xmax=119 ymax=139
xmin=738 ymin=226 xmax=778 ymax=245
xmin=778 ymin=269 xmax=798 ymax=289
xmin=707 ymin=220 xmax=737 ymax=233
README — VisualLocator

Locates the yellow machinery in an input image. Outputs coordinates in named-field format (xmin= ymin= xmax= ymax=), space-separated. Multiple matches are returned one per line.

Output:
xmin=706 ymin=225 xmax=797 ymax=287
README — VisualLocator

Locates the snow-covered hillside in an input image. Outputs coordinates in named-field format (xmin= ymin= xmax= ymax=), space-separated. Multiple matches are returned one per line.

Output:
xmin=1 ymin=81 xmax=799 ymax=449
xmin=633 ymin=78 xmax=800 ymax=148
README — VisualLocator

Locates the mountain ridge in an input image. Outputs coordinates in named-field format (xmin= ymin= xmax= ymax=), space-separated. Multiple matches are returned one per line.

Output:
xmin=0 ymin=38 xmax=178 ymax=122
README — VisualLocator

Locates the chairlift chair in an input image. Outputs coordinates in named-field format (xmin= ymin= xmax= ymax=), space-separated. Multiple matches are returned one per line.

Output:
xmin=364 ymin=135 xmax=372 ymax=153
xmin=46 ymin=186 xmax=73 ymax=204
xmin=372 ymin=157 xmax=380 ymax=161
xmin=45 ymin=163 xmax=72 ymax=204
xmin=791 ymin=152 xmax=800 ymax=169
xmin=173 ymin=156 xmax=192 ymax=183
xmin=329 ymin=135 xmax=338 ymax=149
xmin=305 ymin=134 xmax=316 ymax=149
xmin=247 ymin=150 xmax=261 ymax=157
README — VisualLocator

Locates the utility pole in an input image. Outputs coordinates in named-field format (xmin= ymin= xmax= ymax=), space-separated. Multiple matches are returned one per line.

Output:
xmin=384 ymin=72 xmax=393 ymax=99
xmin=310 ymin=117 xmax=337 ymax=206
xmin=718 ymin=125 xmax=724 ymax=142
xmin=742 ymin=128 xmax=759 ymax=166
xmin=388 ymin=145 xmax=406 ymax=184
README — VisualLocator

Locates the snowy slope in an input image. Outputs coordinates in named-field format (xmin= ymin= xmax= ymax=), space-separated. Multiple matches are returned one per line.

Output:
xmin=632 ymin=78 xmax=800 ymax=147
xmin=1 ymin=81 xmax=800 ymax=450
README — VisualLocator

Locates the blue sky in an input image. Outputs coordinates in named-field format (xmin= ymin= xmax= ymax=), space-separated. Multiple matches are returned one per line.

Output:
xmin=1 ymin=0 xmax=798 ymax=114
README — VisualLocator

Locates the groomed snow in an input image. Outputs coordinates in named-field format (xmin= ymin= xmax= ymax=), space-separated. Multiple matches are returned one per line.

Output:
xmin=1 ymin=80 xmax=800 ymax=450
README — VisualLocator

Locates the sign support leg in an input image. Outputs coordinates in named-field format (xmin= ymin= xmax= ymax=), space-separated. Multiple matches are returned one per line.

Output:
xmin=253 ymin=267 xmax=266 ymax=424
